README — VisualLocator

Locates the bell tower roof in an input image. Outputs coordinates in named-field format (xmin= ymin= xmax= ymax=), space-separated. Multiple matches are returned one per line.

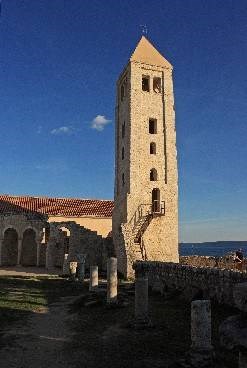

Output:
xmin=130 ymin=36 xmax=172 ymax=69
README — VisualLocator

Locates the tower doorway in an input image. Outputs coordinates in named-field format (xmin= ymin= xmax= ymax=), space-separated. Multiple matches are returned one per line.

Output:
xmin=152 ymin=188 xmax=160 ymax=213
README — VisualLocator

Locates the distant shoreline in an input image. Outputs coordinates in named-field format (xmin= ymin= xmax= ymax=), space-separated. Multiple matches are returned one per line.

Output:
xmin=179 ymin=241 xmax=247 ymax=246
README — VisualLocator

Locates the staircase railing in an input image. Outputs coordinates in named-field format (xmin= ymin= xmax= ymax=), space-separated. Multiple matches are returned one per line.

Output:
xmin=129 ymin=203 xmax=152 ymax=229
xmin=128 ymin=200 xmax=166 ymax=257
xmin=152 ymin=200 xmax=165 ymax=215
xmin=129 ymin=200 xmax=166 ymax=229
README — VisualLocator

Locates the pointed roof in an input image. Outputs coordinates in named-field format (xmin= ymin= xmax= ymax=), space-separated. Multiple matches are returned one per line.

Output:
xmin=130 ymin=36 xmax=172 ymax=69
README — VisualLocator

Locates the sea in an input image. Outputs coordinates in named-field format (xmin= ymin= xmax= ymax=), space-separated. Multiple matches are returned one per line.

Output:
xmin=179 ymin=241 xmax=247 ymax=257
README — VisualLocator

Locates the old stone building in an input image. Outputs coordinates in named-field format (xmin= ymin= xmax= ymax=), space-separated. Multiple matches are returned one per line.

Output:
xmin=0 ymin=195 xmax=114 ymax=269
xmin=0 ymin=213 xmax=46 ymax=267
xmin=0 ymin=194 xmax=113 ymax=237
xmin=0 ymin=37 xmax=179 ymax=278
xmin=113 ymin=36 xmax=179 ymax=278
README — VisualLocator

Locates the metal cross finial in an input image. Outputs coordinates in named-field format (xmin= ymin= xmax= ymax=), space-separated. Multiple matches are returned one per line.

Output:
xmin=140 ymin=24 xmax=148 ymax=35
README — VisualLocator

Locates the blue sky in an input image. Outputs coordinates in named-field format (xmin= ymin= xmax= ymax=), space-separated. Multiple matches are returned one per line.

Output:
xmin=1 ymin=0 xmax=247 ymax=241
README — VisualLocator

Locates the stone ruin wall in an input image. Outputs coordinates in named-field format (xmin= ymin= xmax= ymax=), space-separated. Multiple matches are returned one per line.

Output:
xmin=0 ymin=214 xmax=114 ymax=270
xmin=48 ymin=221 xmax=114 ymax=271
xmin=133 ymin=261 xmax=247 ymax=307
xmin=180 ymin=255 xmax=245 ymax=270
xmin=0 ymin=213 xmax=46 ymax=267
xmin=47 ymin=215 xmax=112 ymax=238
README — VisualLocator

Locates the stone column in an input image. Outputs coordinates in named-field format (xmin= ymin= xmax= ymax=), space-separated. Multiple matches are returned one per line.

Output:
xmin=46 ymin=243 xmax=54 ymax=269
xmin=135 ymin=275 xmax=149 ymax=324
xmin=190 ymin=300 xmax=213 ymax=366
xmin=107 ymin=257 xmax=118 ymax=304
xmin=17 ymin=237 xmax=22 ymax=266
xmin=69 ymin=261 xmax=77 ymax=281
xmin=36 ymin=243 xmax=41 ymax=267
xmin=89 ymin=265 xmax=98 ymax=291
xmin=77 ymin=261 xmax=85 ymax=282
xmin=0 ymin=238 xmax=3 ymax=266
xmin=62 ymin=254 xmax=70 ymax=275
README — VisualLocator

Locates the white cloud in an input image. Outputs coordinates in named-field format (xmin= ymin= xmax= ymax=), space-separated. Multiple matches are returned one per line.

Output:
xmin=91 ymin=115 xmax=111 ymax=131
xmin=50 ymin=126 xmax=72 ymax=135
xmin=37 ymin=126 xmax=42 ymax=134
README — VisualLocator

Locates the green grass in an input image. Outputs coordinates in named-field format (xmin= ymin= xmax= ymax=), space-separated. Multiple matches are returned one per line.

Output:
xmin=0 ymin=277 xmax=239 ymax=367
xmin=0 ymin=276 xmax=83 ymax=330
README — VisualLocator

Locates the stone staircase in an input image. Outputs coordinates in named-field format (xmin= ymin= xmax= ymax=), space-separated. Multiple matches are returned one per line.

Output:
xmin=132 ymin=210 xmax=153 ymax=260
xmin=133 ymin=213 xmax=152 ymax=244
xmin=129 ymin=201 xmax=165 ymax=260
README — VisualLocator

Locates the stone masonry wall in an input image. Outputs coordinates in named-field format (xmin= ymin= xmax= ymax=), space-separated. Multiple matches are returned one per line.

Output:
xmin=113 ymin=39 xmax=179 ymax=278
xmin=0 ymin=213 xmax=47 ymax=267
xmin=51 ymin=221 xmax=114 ymax=271
xmin=48 ymin=215 xmax=112 ymax=237
xmin=133 ymin=261 xmax=247 ymax=307
xmin=180 ymin=255 xmax=246 ymax=270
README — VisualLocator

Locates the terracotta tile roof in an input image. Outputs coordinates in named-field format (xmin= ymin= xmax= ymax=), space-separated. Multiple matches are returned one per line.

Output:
xmin=0 ymin=195 xmax=114 ymax=218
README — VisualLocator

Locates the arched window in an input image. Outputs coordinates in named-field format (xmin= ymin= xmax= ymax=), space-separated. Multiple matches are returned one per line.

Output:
xmin=149 ymin=118 xmax=157 ymax=134
xmin=153 ymin=77 xmax=161 ymax=93
xmin=142 ymin=75 xmax=150 ymax=92
xmin=2 ymin=228 xmax=18 ymax=266
xmin=60 ymin=227 xmax=71 ymax=254
xmin=150 ymin=168 xmax=158 ymax=181
xmin=150 ymin=142 xmax=156 ymax=154
xmin=122 ymin=147 xmax=125 ymax=160
xmin=152 ymin=188 xmax=161 ymax=212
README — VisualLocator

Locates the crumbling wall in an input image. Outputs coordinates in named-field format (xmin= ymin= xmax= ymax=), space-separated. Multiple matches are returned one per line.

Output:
xmin=51 ymin=221 xmax=112 ymax=271
xmin=133 ymin=261 xmax=247 ymax=306
xmin=180 ymin=255 xmax=245 ymax=270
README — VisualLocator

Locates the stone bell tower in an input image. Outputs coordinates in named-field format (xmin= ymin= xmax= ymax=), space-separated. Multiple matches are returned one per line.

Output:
xmin=112 ymin=36 xmax=179 ymax=278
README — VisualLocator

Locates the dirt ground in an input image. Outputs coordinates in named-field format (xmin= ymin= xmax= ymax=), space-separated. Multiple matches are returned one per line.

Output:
xmin=0 ymin=266 xmax=59 ymax=276
xmin=0 ymin=270 xmax=238 ymax=368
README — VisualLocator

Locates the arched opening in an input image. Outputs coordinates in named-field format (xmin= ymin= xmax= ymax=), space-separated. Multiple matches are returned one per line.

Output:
xmin=2 ymin=228 xmax=18 ymax=265
xmin=150 ymin=142 xmax=156 ymax=154
xmin=150 ymin=168 xmax=158 ymax=181
xmin=60 ymin=227 xmax=70 ymax=254
xmin=21 ymin=229 xmax=37 ymax=266
xmin=142 ymin=75 xmax=150 ymax=92
xmin=153 ymin=77 xmax=161 ymax=93
xmin=55 ymin=226 xmax=71 ymax=268
xmin=149 ymin=118 xmax=157 ymax=134
xmin=152 ymin=188 xmax=160 ymax=213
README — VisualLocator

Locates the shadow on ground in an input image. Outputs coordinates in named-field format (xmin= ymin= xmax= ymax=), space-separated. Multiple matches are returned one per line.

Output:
xmin=0 ymin=275 xmax=239 ymax=368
